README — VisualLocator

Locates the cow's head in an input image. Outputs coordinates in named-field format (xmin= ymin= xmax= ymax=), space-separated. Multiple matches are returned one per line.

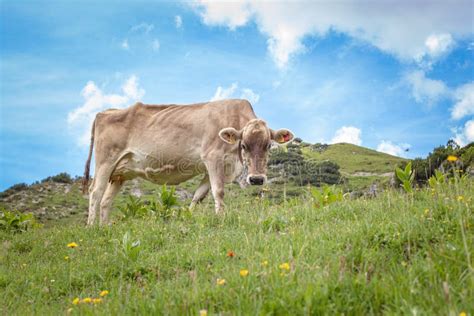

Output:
xmin=219 ymin=119 xmax=294 ymax=185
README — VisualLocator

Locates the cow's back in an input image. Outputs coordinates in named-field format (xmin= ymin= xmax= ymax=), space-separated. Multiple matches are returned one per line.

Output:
xmin=93 ymin=99 xmax=256 ymax=183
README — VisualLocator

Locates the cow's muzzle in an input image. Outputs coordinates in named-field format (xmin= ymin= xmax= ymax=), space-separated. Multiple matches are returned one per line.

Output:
xmin=248 ymin=175 xmax=266 ymax=185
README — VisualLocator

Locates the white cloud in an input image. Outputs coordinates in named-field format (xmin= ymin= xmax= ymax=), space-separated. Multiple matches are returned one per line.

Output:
xmin=377 ymin=141 xmax=411 ymax=157
xmin=121 ymin=75 xmax=145 ymax=101
xmin=211 ymin=83 xmax=238 ymax=101
xmin=415 ymin=33 xmax=455 ymax=69
xmin=405 ymin=70 xmax=449 ymax=105
xmin=451 ymin=82 xmax=474 ymax=120
xmin=424 ymin=33 xmax=454 ymax=58
xmin=121 ymin=39 xmax=129 ymax=50
xmin=68 ymin=75 xmax=145 ymax=146
xmin=152 ymin=39 xmax=160 ymax=52
xmin=240 ymin=88 xmax=260 ymax=104
xmin=175 ymin=15 xmax=183 ymax=28
xmin=453 ymin=120 xmax=474 ymax=146
xmin=192 ymin=1 xmax=472 ymax=68
xmin=194 ymin=1 xmax=252 ymax=30
xmin=330 ymin=126 xmax=362 ymax=145
xmin=130 ymin=22 xmax=154 ymax=34
xmin=210 ymin=83 xmax=260 ymax=104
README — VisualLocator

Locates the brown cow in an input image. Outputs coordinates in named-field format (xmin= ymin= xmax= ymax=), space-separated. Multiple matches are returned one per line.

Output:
xmin=83 ymin=99 xmax=294 ymax=225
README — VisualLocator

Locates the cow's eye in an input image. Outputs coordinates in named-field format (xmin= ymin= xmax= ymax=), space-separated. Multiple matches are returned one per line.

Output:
xmin=241 ymin=143 xmax=247 ymax=150
xmin=266 ymin=143 xmax=272 ymax=150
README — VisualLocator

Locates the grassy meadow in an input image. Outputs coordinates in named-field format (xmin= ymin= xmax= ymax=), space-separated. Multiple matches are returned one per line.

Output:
xmin=1 ymin=178 xmax=473 ymax=315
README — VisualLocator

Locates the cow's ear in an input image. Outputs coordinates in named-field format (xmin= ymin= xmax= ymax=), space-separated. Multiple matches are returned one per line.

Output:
xmin=271 ymin=129 xmax=294 ymax=144
xmin=219 ymin=127 xmax=242 ymax=144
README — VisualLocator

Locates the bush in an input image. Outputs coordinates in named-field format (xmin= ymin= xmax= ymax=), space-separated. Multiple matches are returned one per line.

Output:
xmin=296 ymin=160 xmax=343 ymax=186
xmin=0 ymin=209 xmax=40 ymax=233
xmin=460 ymin=143 xmax=474 ymax=167
xmin=269 ymin=148 xmax=342 ymax=186
xmin=396 ymin=140 xmax=472 ymax=186
xmin=41 ymin=172 xmax=73 ymax=184
xmin=6 ymin=183 xmax=28 ymax=192
xmin=118 ymin=185 xmax=187 ymax=221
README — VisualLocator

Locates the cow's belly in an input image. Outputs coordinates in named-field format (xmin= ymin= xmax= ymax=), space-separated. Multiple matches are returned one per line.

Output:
xmin=110 ymin=150 xmax=205 ymax=184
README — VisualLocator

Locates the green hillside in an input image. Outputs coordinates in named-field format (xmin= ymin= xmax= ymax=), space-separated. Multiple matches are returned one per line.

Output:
xmin=303 ymin=143 xmax=407 ymax=175
xmin=1 ymin=179 xmax=472 ymax=315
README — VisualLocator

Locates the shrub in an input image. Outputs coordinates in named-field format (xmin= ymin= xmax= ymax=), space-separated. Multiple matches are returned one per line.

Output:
xmin=118 ymin=185 xmax=185 ymax=221
xmin=395 ymin=162 xmax=414 ymax=193
xmin=268 ymin=148 xmax=342 ymax=186
xmin=0 ymin=209 xmax=40 ymax=233
xmin=118 ymin=196 xmax=149 ymax=219
xmin=6 ymin=183 xmax=28 ymax=192
xmin=309 ymin=185 xmax=343 ymax=208
xmin=41 ymin=172 xmax=73 ymax=184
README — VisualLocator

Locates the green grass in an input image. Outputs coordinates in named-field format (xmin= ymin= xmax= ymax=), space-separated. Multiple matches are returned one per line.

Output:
xmin=1 ymin=180 xmax=473 ymax=315
xmin=303 ymin=143 xmax=407 ymax=174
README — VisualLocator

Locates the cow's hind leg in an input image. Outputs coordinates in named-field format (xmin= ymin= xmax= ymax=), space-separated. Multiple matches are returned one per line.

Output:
xmin=100 ymin=180 xmax=123 ymax=225
xmin=190 ymin=175 xmax=210 ymax=209
xmin=87 ymin=167 xmax=113 ymax=226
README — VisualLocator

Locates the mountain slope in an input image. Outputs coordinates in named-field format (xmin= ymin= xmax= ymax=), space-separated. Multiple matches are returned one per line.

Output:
xmin=302 ymin=143 xmax=406 ymax=175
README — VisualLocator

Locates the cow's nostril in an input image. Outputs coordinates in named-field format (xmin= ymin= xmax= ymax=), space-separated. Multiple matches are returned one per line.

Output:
xmin=249 ymin=176 xmax=264 ymax=185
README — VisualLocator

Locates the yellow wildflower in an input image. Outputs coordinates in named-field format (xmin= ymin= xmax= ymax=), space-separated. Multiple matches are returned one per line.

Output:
xmin=82 ymin=297 xmax=92 ymax=304
xmin=240 ymin=269 xmax=249 ymax=277
xmin=279 ymin=263 xmax=290 ymax=271
xmin=459 ymin=312 xmax=467 ymax=316
xmin=72 ymin=298 xmax=80 ymax=305
xmin=447 ymin=155 xmax=458 ymax=162
xmin=199 ymin=309 xmax=208 ymax=316
xmin=67 ymin=242 xmax=78 ymax=248
xmin=92 ymin=298 xmax=102 ymax=304
xmin=457 ymin=195 xmax=464 ymax=201
xmin=64 ymin=256 xmax=69 ymax=261
xmin=216 ymin=278 xmax=226 ymax=286
xmin=261 ymin=260 xmax=268 ymax=267
xmin=424 ymin=209 xmax=429 ymax=216
xmin=99 ymin=290 xmax=109 ymax=297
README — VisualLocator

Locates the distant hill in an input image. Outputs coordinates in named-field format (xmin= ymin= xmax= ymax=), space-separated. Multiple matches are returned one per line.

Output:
xmin=303 ymin=142 xmax=407 ymax=175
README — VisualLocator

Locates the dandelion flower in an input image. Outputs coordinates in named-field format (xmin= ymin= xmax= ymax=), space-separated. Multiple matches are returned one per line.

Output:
xmin=240 ymin=269 xmax=249 ymax=277
xmin=72 ymin=298 xmax=80 ymax=305
xmin=92 ymin=298 xmax=102 ymax=304
xmin=82 ymin=297 xmax=92 ymax=304
xmin=279 ymin=263 xmax=290 ymax=271
xmin=67 ymin=242 xmax=78 ymax=248
xmin=64 ymin=256 xmax=69 ymax=261
xmin=226 ymin=251 xmax=235 ymax=258
xmin=99 ymin=290 xmax=109 ymax=297
xmin=261 ymin=260 xmax=268 ymax=267
xmin=457 ymin=195 xmax=464 ymax=201
xmin=424 ymin=209 xmax=429 ymax=216
xmin=459 ymin=312 xmax=467 ymax=316
xmin=216 ymin=278 xmax=226 ymax=286
xmin=447 ymin=155 xmax=458 ymax=162
xmin=199 ymin=309 xmax=208 ymax=316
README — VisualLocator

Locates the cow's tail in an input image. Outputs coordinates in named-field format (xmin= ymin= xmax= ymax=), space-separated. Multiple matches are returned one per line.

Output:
xmin=82 ymin=118 xmax=96 ymax=194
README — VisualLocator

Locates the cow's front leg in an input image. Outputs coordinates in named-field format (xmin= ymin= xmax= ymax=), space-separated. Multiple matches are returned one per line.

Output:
xmin=205 ymin=159 xmax=225 ymax=214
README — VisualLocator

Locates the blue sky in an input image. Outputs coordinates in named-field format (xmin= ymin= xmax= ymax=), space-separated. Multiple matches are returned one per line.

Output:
xmin=1 ymin=0 xmax=473 ymax=190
